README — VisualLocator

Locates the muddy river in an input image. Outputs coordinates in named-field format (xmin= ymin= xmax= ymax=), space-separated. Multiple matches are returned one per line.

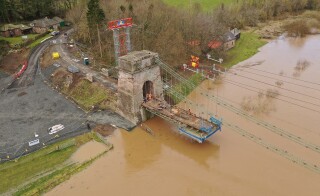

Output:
xmin=47 ymin=35 xmax=320 ymax=196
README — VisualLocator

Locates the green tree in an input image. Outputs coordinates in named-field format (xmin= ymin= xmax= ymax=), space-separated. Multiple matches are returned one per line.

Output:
xmin=87 ymin=0 xmax=105 ymax=57
xmin=0 ymin=0 xmax=10 ymax=23
xmin=87 ymin=0 xmax=105 ymax=27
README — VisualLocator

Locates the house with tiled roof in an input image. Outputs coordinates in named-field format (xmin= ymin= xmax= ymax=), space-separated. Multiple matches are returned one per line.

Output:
xmin=30 ymin=17 xmax=65 ymax=34
xmin=208 ymin=40 xmax=223 ymax=49
xmin=223 ymin=31 xmax=236 ymax=50
xmin=0 ymin=24 xmax=32 ymax=37
xmin=230 ymin=28 xmax=241 ymax=40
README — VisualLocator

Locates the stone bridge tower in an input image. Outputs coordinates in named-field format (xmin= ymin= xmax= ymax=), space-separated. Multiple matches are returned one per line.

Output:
xmin=117 ymin=50 xmax=164 ymax=125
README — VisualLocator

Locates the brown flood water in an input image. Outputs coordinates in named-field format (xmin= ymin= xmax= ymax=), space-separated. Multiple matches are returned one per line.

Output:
xmin=47 ymin=35 xmax=320 ymax=196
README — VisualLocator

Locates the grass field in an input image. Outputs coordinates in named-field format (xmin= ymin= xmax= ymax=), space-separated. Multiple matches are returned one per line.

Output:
xmin=223 ymin=32 xmax=267 ymax=68
xmin=162 ymin=0 xmax=237 ymax=11
xmin=0 ymin=133 xmax=95 ymax=194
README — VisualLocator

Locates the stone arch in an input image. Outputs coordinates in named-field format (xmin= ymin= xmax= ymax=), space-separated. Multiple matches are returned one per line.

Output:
xmin=142 ymin=80 xmax=154 ymax=99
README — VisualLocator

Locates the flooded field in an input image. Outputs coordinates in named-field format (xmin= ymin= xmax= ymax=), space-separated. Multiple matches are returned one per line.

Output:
xmin=48 ymin=35 xmax=320 ymax=196
xmin=70 ymin=141 xmax=107 ymax=163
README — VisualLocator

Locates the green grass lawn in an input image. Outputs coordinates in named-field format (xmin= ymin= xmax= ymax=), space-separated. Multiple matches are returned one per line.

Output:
xmin=0 ymin=33 xmax=52 ymax=49
xmin=223 ymin=32 xmax=267 ymax=68
xmin=162 ymin=0 xmax=237 ymax=11
xmin=0 ymin=34 xmax=38 ymax=46
xmin=0 ymin=133 xmax=95 ymax=194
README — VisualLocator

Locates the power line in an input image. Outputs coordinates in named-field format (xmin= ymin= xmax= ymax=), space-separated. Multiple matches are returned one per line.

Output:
xmin=223 ymin=121 xmax=320 ymax=174
xmin=180 ymin=62 xmax=320 ymax=112
xmin=156 ymin=58 xmax=320 ymax=154
xmin=212 ymin=89 xmax=320 ymax=137
xmin=161 ymin=79 xmax=320 ymax=174
xmin=224 ymin=78 xmax=320 ymax=109
xmin=230 ymin=68 xmax=320 ymax=92
xmin=224 ymin=80 xmax=320 ymax=113
xmin=226 ymin=72 xmax=320 ymax=101
xmin=239 ymin=67 xmax=320 ymax=86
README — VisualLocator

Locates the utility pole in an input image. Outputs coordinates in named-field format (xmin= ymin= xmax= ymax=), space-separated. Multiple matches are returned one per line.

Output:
xmin=97 ymin=24 xmax=102 ymax=58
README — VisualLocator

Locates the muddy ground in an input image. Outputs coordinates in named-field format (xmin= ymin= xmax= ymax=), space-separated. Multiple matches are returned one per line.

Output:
xmin=0 ymin=49 xmax=29 ymax=74
xmin=93 ymin=124 xmax=116 ymax=137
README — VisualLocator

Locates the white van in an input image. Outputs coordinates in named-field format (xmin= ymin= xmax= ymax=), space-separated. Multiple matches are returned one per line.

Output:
xmin=48 ymin=124 xmax=64 ymax=134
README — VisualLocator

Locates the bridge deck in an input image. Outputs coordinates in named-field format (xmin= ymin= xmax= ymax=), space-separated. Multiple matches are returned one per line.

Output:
xmin=142 ymin=99 xmax=220 ymax=143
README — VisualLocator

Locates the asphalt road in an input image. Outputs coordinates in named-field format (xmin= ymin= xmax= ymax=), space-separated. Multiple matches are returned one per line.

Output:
xmin=14 ymin=38 xmax=52 ymax=87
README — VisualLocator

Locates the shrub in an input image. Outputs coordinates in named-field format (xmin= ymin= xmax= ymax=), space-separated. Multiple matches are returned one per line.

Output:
xmin=283 ymin=20 xmax=310 ymax=37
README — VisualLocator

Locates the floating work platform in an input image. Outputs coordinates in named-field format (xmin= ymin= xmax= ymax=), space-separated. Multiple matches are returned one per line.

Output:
xmin=178 ymin=117 xmax=221 ymax=143
xmin=142 ymin=99 xmax=222 ymax=143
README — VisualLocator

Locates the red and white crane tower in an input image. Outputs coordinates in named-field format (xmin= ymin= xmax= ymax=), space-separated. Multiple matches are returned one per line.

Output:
xmin=108 ymin=18 xmax=133 ymax=64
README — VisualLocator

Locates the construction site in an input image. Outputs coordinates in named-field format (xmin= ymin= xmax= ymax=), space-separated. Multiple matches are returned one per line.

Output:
xmin=1 ymin=6 xmax=320 ymax=196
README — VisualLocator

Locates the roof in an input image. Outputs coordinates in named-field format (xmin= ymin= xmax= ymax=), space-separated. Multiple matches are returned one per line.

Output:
xmin=224 ymin=32 xmax=236 ymax=42
xmin=31 ymin=17 xmax=60 ymax=28
xmin=208 ymin=40 xmax=223 ymax=49
xmin=53 ymin=16 xmax=64 ymax=23
xmin=0 ymin=24 xmax=31 ymax=31
xmin=230 ymin=28 xmax=240 ymax=36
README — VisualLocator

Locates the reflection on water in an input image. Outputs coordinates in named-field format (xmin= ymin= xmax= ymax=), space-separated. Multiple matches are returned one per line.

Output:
xmin=122 ymin=117 xmax=220 ymax=172
xmin=144 ymin=117 xmax=220 ymax=168
xmin=122 ymin=124 xmax=162 ymax=172
xmin=48 ymin=35 xmax=320 ymax=196
xmin=287 ymin=36 xmax=308 ymax=48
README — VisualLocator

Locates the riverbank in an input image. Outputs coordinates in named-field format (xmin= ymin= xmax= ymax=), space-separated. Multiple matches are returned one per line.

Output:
xmin=223 ymin=32 xmax=267 ymax=68
xmin=0 ymin=132 xmax=112 ymax=195
xmin=223 ymin=10 xmax=320 ymax=68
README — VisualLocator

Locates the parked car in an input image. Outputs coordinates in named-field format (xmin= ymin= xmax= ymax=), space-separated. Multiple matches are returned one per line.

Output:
xmin=28 ymin=139 xmax=40 ymax=146
xmin=48 ymin=124 xmax=64 ymax=134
